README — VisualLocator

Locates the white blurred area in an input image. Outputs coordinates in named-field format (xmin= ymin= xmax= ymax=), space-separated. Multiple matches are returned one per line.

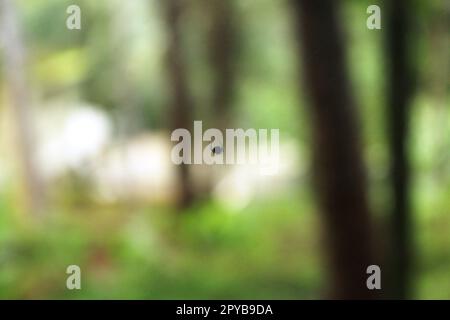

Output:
xmin=210 ymin=141 xmax=302 ymax=211
xmin=0 ymin=102 xmax=303 ymax=209
xmin=35 ymin=102 xmax=112 ymax=178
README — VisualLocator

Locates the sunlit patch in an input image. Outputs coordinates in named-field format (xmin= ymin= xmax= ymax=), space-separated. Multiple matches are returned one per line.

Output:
xmin=213 ymin=167 xmax=254 ymax=213
xmin=36 ymin=103 xmax=112 ymax=178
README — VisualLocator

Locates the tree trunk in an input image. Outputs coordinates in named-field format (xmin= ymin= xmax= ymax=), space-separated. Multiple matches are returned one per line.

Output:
xmin=203 ymin=0 xmax=237 ymax=198
xmin=385 ymin=0 xmax=415 ymax=299
xmin=0 ymin=0 xmax=45 ymax=216
xmin=207 ymin=0 xmax=236 ymax=131
xmin=291 ymin=0 xmax=376 ymax=299
xmin=162 ymin=0 xmax=195 ymax=209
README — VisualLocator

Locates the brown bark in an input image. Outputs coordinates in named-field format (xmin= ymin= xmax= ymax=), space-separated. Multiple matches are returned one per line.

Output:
xmin=162 ymin=0 xmax=195 ymax=209
xmin=291 ymin=0 xmax=376 ymax=299
xmin=201 ymin=0 xmax=237 ymax=198
xmin=207 ymin=0 xmax=236 ymax=130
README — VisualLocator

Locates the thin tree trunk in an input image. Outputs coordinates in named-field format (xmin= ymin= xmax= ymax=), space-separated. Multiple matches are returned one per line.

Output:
xmin=0 ymin=0 xmax=45 ymax=216
xmin=291 ymin=0 xmax=376 ymax=299
xmin=207 ymin=0 xmax=236 ymax=131
xmin=162 ymin=0 xmax=194 ymax=209
xmin=204 ymin=0 xmax=237 ymax=198
xmin=385 ymin=0 xmax=415 ymax=299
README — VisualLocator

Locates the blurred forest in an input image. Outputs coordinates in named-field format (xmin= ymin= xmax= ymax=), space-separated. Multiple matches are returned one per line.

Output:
xmin=0 ymin=0 xmax=449 ymax=299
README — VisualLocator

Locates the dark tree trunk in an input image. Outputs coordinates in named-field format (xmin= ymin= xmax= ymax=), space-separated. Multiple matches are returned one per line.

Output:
xmin=202 ymin=0 xmax=237 ymax=198
xmin=291 ymin=0 xmax=376 ymax=299
xmin=162 ymin=0 xmax=195 ymax=209
xmin=385 ymin=0 xmax=415 ymax=299
xmin=207 ymin=0 xmax=236 ymax=131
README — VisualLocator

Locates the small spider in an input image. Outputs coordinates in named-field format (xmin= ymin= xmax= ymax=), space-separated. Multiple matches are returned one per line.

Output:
xmin=211 ymin=146 xmax=223 ymax=155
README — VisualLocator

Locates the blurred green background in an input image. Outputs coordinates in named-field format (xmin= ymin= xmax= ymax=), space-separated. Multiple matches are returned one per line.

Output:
xmin=0 ymin=0 xmax=448 ymax=299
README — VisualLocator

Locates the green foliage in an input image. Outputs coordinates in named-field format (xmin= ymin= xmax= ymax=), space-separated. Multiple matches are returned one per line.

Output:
xmin=0 ymin=0 xmax=448 ymax=299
